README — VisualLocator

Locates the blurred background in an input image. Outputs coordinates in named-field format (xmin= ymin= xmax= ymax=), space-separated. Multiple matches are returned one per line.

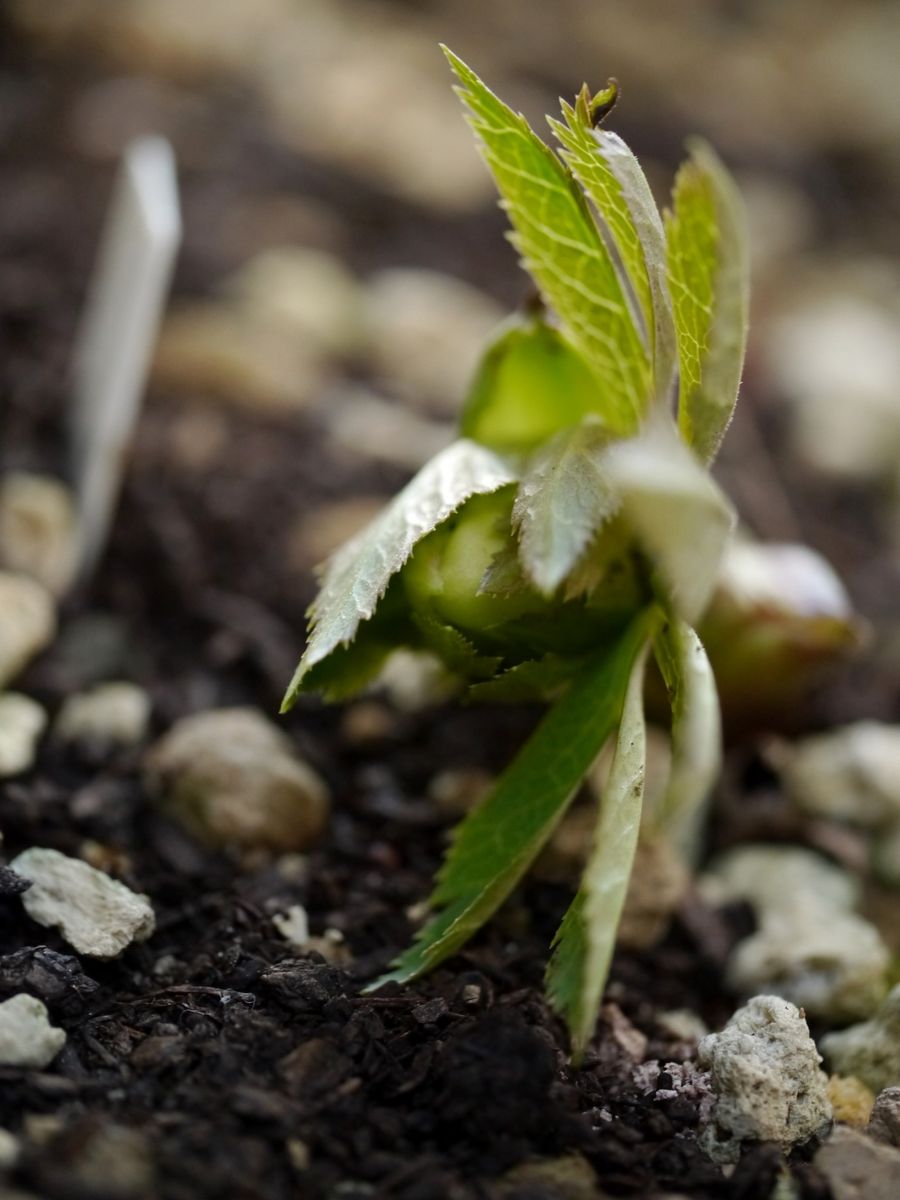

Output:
xmin=2 ymin=0 xmax=900 ymax=718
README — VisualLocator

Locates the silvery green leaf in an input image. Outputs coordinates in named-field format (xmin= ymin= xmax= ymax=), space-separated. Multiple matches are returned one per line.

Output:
xmin=551 ymin=113 xmax=676 ymax=404
xmin=603 ymin=416 xmax=735 ymax=623
xmin=513 ymin=418 xmax=619 ymax=596
xmin=546 ymin=637 xmax=650 ymax=1059
xmin=653 ymin=618 xmax=720 ymax=858
xmin=666 ymin=139 xmax=749 ymax=462
xmin=281 ymin=439 xmax=516 ymax=711
xmin=443 ymin=47 xmax=651 ymax=433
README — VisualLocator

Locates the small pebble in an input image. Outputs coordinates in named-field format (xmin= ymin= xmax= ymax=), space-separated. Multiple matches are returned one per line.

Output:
xmin=54 ymin=681 xmax=151 ymax=749
xmin=0 ymin=693 xmax=47 ymax=777
xmin=0 ymin=571 xmax=56 ymax=689
xmin=868 ymin=1086 xmax=900 ymax=1146
xmin=272 ymin=905 xmax=310 ymax=949
xmin=774 ymin=721 xmax=900 ymax=829
xmin=11 ymin=847 xmax=155 ymax=959
xmin=701 ymin=845 xmax=888 ymax=1021
xmin=144 ymin=707 xmax=330 ymax=852
xmin=828 ymin=1075 xmax=876 ymax=1127
xmin=0 ymin=993 xmax=66 ymax=1070
xmin=697 ymin=994 xmax=832 ymax=1164
xmin=0 ymin=472 xmax=77 ymax=596
xmin=822 ymin=985 xmax=900 ymax=1094
xmin=0 ymin=1127 xmax=20 ymax=1169
xmin=814 ymin=1124 xmax=900 ymax=1200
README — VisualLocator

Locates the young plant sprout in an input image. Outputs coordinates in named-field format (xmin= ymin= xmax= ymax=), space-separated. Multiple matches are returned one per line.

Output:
xmin=282 ymin=48 xmax=749 ymax=1057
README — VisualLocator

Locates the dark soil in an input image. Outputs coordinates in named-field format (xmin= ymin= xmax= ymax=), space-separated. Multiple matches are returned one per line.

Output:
xmin=0 ymin=14 xmax=892 ymax=1200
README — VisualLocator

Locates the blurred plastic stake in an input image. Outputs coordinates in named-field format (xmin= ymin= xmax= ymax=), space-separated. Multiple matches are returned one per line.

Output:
xmin=70 ymin=136 xmax=181 ymax=582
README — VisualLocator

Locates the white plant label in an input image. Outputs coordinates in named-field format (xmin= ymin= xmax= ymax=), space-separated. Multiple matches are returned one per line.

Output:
xmin=70 ymin=136 xmax=181 ymax=581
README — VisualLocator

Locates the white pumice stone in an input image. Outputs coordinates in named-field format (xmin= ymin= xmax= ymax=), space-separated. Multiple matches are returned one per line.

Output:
xmin=0 ymin=1127 xmax=20 ymax=1168
xmin=0 ymin=472 xmax=77 ymax=596
xmin=10 ymin=847 xmax=155 ymax=959
xmin=0 ymin=994 xmax=66 ymax=1069
xmin=822 ymin=986 xmax=900 ymax=1095
xmin=700 ymin=845 xmax=888 ymax=1022
xmin=0 ymin=693 xmax=47 ymax=777
xmin=774 ymin=721 xmax=900 ymax=828
xmin=54 ymin=681 xmax=151 ymax=748
xmin=697 ymin=994 xmax=832 ymax=1164
xmin=144 ymin=707 xmax=330 ymax=851
xmin=272 ymin=905 xmax=310 ymax=949
xmin=0 ymin=571 xmax=56 ymax=689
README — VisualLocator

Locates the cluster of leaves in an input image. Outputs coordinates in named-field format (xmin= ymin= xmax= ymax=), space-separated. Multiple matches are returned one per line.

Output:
xmin=282 ymin=48 xmax=749 ymax=1056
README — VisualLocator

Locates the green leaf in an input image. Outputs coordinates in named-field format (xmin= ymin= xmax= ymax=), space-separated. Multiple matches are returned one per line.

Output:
xmin=666 ymin=139 xmax=749 ymax=462
xmin=461 ymin=315 xmax=609 ymax=452
xmin=603 ymin=416 xmax=735 ymax=623
xmin=546 ymin=639 xmax=650 ymax=1060
xmin=466 ymin=653 xmax=578 ymax=702
xmin=281 ymin=439 xmax=516 ymax=711
xmin=443 ymin=47 xmax=651 ymax=434
xmin=551 ymin=112 xmax=676 ymax=403
xmin=513 ymin=418 xmax=619 ymax=596
xmin=652 ymin=618 xmax=721 ymax=856
xmin=367 ymin=610 xmax=654 ymax=988
xmin=411 ymin=610 xmax=502 ymax=681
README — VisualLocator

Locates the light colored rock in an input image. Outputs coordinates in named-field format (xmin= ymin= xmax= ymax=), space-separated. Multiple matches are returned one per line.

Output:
xmin=0 ymin=571 xmax=56 ymax=688
xmin=774 ymin=722 xmax=900 ymax=829
xmin=728 ymin=910 xmax=888 ymax=1025
xmin=224 ymin=247 xmax=364 ymax=357
xmin=822 ymin=986 xmax=900 ymax=1095
xmin=701 ymin=845 xmax=888 ymax=1022
xmin=0 ymin=473 xmax=77 ymax=596
xmin=814 ymin=1125 xmax=900 ymax=1200
xmin=286 ymin=496 xmax=387 ymax=573
xmin=11 ymin=847 xmax=155 ymax=959
xmin=64 ymin=1122 xmax=154 ymax=1197
xmin=327 ymin=388 xmax=454 ymax=470
xmin=828 ymin=1076 xmax=876 ymax=1128
xmin=376 ymin=649 xmax=457 ymax=712
xmin=868 ymin=1087 xmax=900 ymax=1147
xmin=490 ymin=1153 xmax=601 ymax=1199
xmin=153 ymin=302 xmax=325 ymax=413
xmin=54 ymin=682 xmax=151 ymax=748
xmin=871 ymin=822 xmax=900 ymax=888
xmin=0 ymin=994 xmax=66 ymax=1069
xmin=0 ymin=693 xmax=47 ymax=777
xmin=701 ymin=844 xmax=860 ymax=913
xmin=427 ymin=767 xmax=494 ymax=818
xmin=764 ymin=286 xmax=900 ymax=482
xmin=617 ymin=838 xmax=690 ymax=950
xmin=272 ymin=905 xmax=309 ymax=949
xmin=697 ymin=994 xmax=832 ymax=1164
xmin=255 ymin=22 xmax=495 ymax=212
xmin=364 ymin=269 xmax=504 ymax=414
xmin=0 ymin=1127 xmax=20 ymax=1169
xmin=144 ymin=707 xmax=330 ymax=851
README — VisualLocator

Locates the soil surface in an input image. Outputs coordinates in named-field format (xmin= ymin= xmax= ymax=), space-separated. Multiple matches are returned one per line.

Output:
xmin=1 ymin=13 xmax=897 ymax=1200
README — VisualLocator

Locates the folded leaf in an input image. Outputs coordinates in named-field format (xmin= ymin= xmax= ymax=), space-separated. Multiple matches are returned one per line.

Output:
xmin=368 ymin=611 xmax=654 ymax=987
xmin=462 ymin=315 xmax=610 ymax=452
xmin=443 ymin=47 xmax=651 ymax=434
xmin=603 ymin=417 xmax=735 ymax=623
xmin=281 ymin=439 xmax=516 ymax=711
xmin=666 ymin=139 xmax=749 ymax=462
xmin=653 ymin=617 xmax=721 ymax=856
xmin=513 ymin=418 xmax=619 ymax=596
xmin=551 ymin=113 xmax=676 ymax=403
xmin=546 ymin=638 xmax=650 ymax=1060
